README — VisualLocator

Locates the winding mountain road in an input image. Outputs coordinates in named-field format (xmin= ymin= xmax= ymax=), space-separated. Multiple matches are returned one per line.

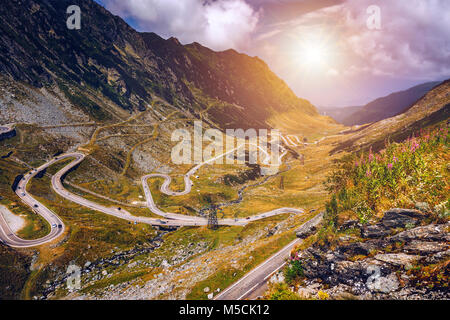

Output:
xmin=0 ymin=156 xmax=66 ymax=247
xmin=0 ymin=142 xmax=301 ymax=248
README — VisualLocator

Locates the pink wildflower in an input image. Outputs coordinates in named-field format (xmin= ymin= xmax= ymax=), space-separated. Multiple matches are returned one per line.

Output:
xmin=410 ymin=142 xmax=419 ymax=153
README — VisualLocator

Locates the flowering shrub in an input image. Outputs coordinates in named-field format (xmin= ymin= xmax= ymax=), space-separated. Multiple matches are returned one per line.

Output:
xmin=325 ymin=125 xmax=449 ymax=225
xmin=317 ymin=290 xmax=330 ymax=300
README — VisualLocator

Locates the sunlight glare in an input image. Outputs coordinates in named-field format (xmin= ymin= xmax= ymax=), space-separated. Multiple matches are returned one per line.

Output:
xmin=300 ymin=41 xmax=329 ymax=69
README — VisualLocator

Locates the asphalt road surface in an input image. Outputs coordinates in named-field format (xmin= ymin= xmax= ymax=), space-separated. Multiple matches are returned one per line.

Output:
xmin=215 ymin=238 xmax=301 ymax=300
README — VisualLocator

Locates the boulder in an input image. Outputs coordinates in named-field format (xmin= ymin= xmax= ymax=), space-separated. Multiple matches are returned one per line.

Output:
xmin=361 ymin=209 xmax=427 ymax=239
xmin=296 ymin=212 xmax=324 ymax=239
xmin=381 ymin=208 xmax=425 ymax=229
xmin=361 ymin=224 xmax=390 ymax=239
xmin=404 ymin=241 xmax=448 ymax=255
xmin=374 ymin=253 xmax=421 ymax=268
xmin=366 ymin=273 xmax=400 ymax=293
xmin=338 ymin=241 xmax=378 ymax=256
xmin=422 ymin=249 xmax=450 ymax=265
xmin=389 ymin=223 xmax=450 ymax=242
xmin=339 ymin=220 xmax=361 ymax=231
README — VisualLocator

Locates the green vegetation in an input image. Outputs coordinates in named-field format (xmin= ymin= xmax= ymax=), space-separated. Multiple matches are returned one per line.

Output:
xmin=0 ymin=245 xmax=31 ymax=300
xmin=324 ymin=124 xmax=449 ymax=227
xmin=265 ymin=283 xmax=301 ymax=300
xmin=0 ymin=158 xmax=50 ymax=240
xmin=284 ymin=258 xmax=304 ymax=284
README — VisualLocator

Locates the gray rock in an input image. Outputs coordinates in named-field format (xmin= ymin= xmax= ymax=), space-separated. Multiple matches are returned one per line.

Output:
xmin=296 ymin=212 xmax=324 ymax=239
xmin=381 ymin=208 xmax=425 ymax=229
xmin=367 ymin=273 xmax=400 ymax=293
xmin=339 ymin=220 xmax=361 ymax=231
xmin=297 ymin=287 xmax=316 ymax=299
xmin=338 ymin=241 xmax=378 ymax=256
xmin=404 ymin=241 xmax=448 ymax=254
xmin=362 ymin=208 xmax=427 ymax=238
xmin=389 ymin=223 xmax=450 ymax=242
xmin=361 ymin=224 xmax=390 ymax=238
xmin=422 ymin=249 xmax=450 ymax=265
xmin=374 ymin=253 xmax=421 ymax=268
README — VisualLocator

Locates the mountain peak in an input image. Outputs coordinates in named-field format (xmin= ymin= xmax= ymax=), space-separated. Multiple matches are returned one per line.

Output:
xmin=0 ymin=0 xmax=328 ymax=132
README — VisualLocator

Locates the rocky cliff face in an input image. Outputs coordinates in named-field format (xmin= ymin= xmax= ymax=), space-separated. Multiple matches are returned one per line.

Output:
xmin=293 ymin=209 xmax=449 ymax=300
xmin=0 ymin=0 xmax=318 ymax=129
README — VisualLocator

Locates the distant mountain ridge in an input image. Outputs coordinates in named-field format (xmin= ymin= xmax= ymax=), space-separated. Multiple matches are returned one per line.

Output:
xmin=331 ymin=79 xmax=450 ymax=154
xmin=340 ymin=81 xmax=443 ymax=126
xmin=318 ymin=105 xmax=363 ymax=124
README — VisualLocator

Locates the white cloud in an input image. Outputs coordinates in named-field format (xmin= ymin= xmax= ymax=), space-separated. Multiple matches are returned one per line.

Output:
xmin=340 ymin=0 xmax=450 ymax=79
xmin=254 ymin=0 xmax=450 ymax=80
xmin=246 ymin=0 xmax=449 ymax=106
xmin=102 ymin=0 xmax=259 ymax=51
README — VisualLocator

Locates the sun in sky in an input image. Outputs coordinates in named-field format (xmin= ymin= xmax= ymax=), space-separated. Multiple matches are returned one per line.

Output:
xmin=300 ymin=41 xmax=329 ymax=67
xmin=290 ymin=28 xmax=338 ymax=74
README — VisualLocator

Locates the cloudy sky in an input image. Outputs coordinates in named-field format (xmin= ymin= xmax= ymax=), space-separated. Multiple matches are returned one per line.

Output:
xmin=95 ymin=0 xmax=450 ymax=107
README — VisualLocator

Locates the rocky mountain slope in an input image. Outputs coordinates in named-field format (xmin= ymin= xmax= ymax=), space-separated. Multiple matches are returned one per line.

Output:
xmin=0 ymin=0 xmax=324 ymax=130
xmin=288 ymin=209 xmax=449 ymax=300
